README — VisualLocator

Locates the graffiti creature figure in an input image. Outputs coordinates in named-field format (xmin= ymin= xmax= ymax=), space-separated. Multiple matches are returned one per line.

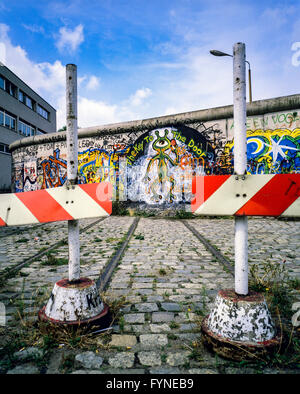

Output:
xmin=144 ymin=129 xmax=179 ymax=202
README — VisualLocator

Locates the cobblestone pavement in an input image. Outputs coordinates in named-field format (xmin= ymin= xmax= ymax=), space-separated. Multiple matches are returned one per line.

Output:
xmin=0 ymin=216 xmax=299 ymax=375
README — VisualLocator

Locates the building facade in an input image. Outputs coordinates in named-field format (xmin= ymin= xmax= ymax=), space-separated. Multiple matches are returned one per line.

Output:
xmin=0 ymin=62 xmax=56 ymax=191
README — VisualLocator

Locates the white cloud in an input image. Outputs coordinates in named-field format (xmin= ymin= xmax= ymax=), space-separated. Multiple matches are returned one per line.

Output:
xmin=128 ymin=87 xmax=152 ymax=106
xmin=77 ymin=97 xmax=118 ymax=127
xmin=86 ymin=75 xmax=100 ymax=91
xmin=56 ymin=24 xmax=84 ymax=53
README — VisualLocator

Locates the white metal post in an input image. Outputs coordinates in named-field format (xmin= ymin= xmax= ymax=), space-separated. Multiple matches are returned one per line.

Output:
xmin=66 ymin=64 xmax=80 ymax=282
xmin=233 ymin=43 xmax=248 ymax=295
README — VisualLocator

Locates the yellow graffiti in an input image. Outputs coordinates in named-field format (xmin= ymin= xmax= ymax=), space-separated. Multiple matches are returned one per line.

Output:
xmin=225 ymin=128 xmax=300 ymax=174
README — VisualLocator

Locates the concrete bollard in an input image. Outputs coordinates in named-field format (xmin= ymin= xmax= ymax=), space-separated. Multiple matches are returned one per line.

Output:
xmin=38 ymin=278 xmax=110 ymax=329
xmin=201 ymin=289 xmax=281 ymax=360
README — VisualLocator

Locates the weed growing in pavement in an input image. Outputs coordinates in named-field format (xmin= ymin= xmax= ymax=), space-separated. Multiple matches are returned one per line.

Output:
xmin=59 ymin=353 xmax=75 ymax=374
xmin=40 ymin=252 xmax=68 ymax=266
xmin=237 ymin=259 xmax=300 ymax=369
xmin=134 ymin=234 xmax=145 ymax=240
xmin=249 ymin=260 xmax=294 ymax=317
xmin=0 ymin=286 xmax=127 ymax=373
xmin=174 ymin=210 xmax=195 ymax=219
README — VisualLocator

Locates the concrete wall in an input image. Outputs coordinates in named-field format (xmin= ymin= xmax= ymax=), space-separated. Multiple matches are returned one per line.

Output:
xmin=9 ymin=94 xmax=300 ymax=208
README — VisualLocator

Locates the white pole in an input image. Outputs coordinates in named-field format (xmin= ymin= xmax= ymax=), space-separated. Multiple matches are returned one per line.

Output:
xmin=233 ymin=43 xmax=248 ymax=295
xmin=66 ymin=64 xmax=80 ymax=282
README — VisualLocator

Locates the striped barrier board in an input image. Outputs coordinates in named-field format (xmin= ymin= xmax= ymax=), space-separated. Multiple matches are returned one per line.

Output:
xmin=0 ymin=182 xmax=112 ymax=226
xmin=191 ymin=174 xmax=300 ymax=217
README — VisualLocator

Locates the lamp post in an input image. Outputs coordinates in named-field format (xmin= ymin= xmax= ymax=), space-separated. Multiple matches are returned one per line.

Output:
xmin=210 ymin=44 xmax=249 ymax=295
xmin=210 ymin=49 xmax=252 ymax=103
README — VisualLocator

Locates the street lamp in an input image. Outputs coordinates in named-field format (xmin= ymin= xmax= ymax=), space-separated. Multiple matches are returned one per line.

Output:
xmin=210 ymin=49 xmax=252 ymax=103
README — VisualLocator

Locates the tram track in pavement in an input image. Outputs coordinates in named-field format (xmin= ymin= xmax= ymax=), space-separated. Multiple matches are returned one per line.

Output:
xmin=0 ymin=223 xmax=49 ymax=239
xmin=0 ymin=217 xmax=107 ymax=284
xmin=0 ymin=215 xmax=234 ymax=296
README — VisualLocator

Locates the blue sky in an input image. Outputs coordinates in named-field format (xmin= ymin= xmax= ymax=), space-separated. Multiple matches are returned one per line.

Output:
xmin=0 ymin=0 xmax=299 ymax=129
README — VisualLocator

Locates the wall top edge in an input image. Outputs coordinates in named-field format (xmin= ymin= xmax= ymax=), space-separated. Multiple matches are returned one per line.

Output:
xmin=9 ymin=93 xmax=300 ymax=152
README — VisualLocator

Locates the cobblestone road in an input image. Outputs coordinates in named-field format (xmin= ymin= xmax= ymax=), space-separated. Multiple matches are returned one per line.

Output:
xmin=0 ymin=216 xmax=299 ymax=374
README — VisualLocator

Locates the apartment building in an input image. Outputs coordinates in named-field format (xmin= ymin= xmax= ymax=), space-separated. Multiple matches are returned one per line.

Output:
xmin=0 ymin=62 xmax=56 ymax=191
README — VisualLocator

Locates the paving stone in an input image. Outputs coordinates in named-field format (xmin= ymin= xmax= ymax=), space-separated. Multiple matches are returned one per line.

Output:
xmin=135 ymin=303 xmax=159 ymax=312
xmin=123 ymin=324 xmax=151 ymax=333
xmin=137 ymin=351 xmax=162 ymax=366
xmin=139 ymin=334 xmax=168 ymax=348
xmin=13 ymin=346 xmax=43 ymax=361
xmin=132 ymin=283 xmax=153 ymax=289
xmin=152 ymin=312 xmax=174 ymax=323
xmin=109 ymin=335 xmax=137 ymax=347
xmin=75 ymin=351 xmax=104 ymax=369
xmin=161 ymin=303 xmax=182 ymax=312
xmin=150 ymin=323 xmax=172 ymax=333
xmin=123 ymin=313 xmax=145 ymax=324
xmin=108 ymin=352 xmax=135 ymax=368
xmin=166 ymin=351 xmax=191 ymax=366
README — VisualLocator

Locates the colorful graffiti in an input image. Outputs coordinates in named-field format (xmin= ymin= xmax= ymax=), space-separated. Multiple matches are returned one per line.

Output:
xmin=127 ymin=126 xmax=214 ymax=204
xmin=23 ymin=161 xmax=37 ymax=192
xmin=225 ymin=129 xmax=300 ymax=174
xmin=38 ymin=148 xmax=67 ymax=189
xmin=77 ymin=146 xmax=129 ymax=185
xmin=11 ymin=112 xmax=300 ymax=205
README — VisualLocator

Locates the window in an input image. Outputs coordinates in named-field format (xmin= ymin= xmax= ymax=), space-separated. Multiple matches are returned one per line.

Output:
xmin=19 ymin=90 xmax=35 ymax=110
xmin=18 ymin=120 xmax=35 ymax=136
xmin=19 ymin=90 xmax=24 ymax=102
xmin=0 ymin=75 xmax=16 ymax=97
xmin=5 ymin=80 xmax=16 ymax=97
xmin=2 ymin=112 xmax=16 ymax=130
xmin=0 ymin=110 xmax=16 ymax=130
xmin=0 ymin=76 xmax=4 ymax=90
xmin=37 ymin=104 xmax=49 ymax=120
xmin=25 ymin=96 xmax=33 ymax=109
xmin=0 ymin=143 xmax=10 ymax=154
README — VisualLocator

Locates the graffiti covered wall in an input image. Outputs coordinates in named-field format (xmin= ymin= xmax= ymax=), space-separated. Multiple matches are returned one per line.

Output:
xmin=10 ymin=103 xmax=300 ymax=206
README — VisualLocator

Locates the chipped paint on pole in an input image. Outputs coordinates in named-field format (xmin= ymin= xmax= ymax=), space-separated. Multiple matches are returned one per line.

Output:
xmin=66 ymin=64 xmax=80 ymax=282
xmin=233 ymin=43 xmax=248 ymax=296
xmin=38 ymin=64 xmax=112 ymax=330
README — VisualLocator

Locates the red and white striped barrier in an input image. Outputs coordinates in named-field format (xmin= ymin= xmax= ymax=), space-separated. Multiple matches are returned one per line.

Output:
xmin=191 ymin=174 xmax=300 ymax=217
xmin=0 ymin=182 xmax=112 ymax=226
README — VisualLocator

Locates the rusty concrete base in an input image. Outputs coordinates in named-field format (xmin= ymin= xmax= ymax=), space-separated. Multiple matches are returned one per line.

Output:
xmin=201 ymin=315 xmax=282 ymax=361
xmin=38 ymin=303 xmax=112 ymax=332
xmin=201 ymin=289 xmax=281 ymax=361
xmin=38 ymin=277 xmax=112 ymax=332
